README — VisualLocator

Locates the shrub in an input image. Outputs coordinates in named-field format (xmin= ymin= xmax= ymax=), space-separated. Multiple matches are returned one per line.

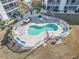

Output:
xmin=0 ymin=21 xmax=5 ymax=25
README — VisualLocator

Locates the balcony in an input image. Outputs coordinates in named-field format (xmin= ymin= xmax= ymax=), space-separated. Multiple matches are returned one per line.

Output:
xmin=3 ymin=2 xmax=18 ymax=12
xmin=47 ymin=0 xmax=61 ymax=5
xmin=1 ymin=0 xmax=7 ymax=4
xmin=1 ymin=0 xmax=16 ymax=4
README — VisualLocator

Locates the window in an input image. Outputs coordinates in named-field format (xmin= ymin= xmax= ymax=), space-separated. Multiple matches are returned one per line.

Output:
xmin=1 ymin=0 xmax=8 ymax=4
xmin=47 ymin=6 xmax=59 ymax=12
xmin=47 ymin=6 xmax=50 ymax=10
xmin=52 ymin=0 xmax=55 ymax=4
xmin=9 ymin=3 xmax=14 ymax=8
xmin=14 ymin=2 xmax=18 ymax=7
xmin=8 ymin=0 xmax=14 ymax=2
xmin=4 ymin=5 xmax=10 ymax=11
xmin=48 ymin=0 xmax=52 ymax=4
xmin=66 ymin=0 xmax=69 ymax=4
xmin=48 ymin=0 xmax=55 ymax=4
xmin=7 ymin=12 xmax=12 ymax=18
xmin=53 ymin=6 xmax=59 ymax=12
xmin=71 ymin=0 xmax=76 ymax=4
xmin=7 ymin=9 xmax=21 ymax=19
xmin=1 ymin=0 xmax=14 ymax=4
xmin=57 ymin=0 xmax=60 ymax=4
xmin=64 ymin=6 xmax=77 ymax=11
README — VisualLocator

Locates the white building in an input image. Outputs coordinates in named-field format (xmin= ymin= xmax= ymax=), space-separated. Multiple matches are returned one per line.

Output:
xmin=0 ymin=0 xmax=20 ymax=21
xmin=42 ymin=0 xmax=79 ymax=13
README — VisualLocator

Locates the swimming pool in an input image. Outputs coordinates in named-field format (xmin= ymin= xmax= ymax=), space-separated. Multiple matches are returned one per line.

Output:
xmin=27 ymin=23 xmax=58 ymax=36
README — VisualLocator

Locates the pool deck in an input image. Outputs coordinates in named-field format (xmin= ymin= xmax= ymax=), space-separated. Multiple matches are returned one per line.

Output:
xmin=12 ymin=22 xmax=64 ymax=48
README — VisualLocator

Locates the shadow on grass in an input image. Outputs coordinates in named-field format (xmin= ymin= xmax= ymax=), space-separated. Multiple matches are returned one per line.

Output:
xmin=7 ymin=45 xmax=31 ymax=53
xmin=0 ymin=27 xmax=13 ymax=51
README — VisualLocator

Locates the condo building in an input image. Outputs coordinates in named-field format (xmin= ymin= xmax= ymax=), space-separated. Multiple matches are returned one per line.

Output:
xmin=0 ymin=0 xmax=79 ymax=21
xmin=0 ymin=0 xmax=20 ymax=21
xmin=42 ymin=0 xmax=79 ymax=13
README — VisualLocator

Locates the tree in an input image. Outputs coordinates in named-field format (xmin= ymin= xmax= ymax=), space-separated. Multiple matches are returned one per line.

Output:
xmin=18 ymin=0 xmax=29 ymax=16
xmin=0 ymin=19 xmax=10 ymax=26
xmin=32 ymin=0 xmax=42 ymax=12
xmin=0 ymin=21 xmax=5 ymax=25
xmin=1 ymin=27 xmax=13 ymax=46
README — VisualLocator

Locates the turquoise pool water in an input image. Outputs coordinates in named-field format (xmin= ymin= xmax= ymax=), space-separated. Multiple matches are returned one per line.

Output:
xmin=27 ymin=24 xmax=58 ymax=36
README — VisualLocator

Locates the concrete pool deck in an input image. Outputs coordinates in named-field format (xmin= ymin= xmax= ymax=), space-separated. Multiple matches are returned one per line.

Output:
xmin=11 ymin=14 xmax=71 ymax=52
xmin=12 ymin=22 xmax=63 ymax=47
